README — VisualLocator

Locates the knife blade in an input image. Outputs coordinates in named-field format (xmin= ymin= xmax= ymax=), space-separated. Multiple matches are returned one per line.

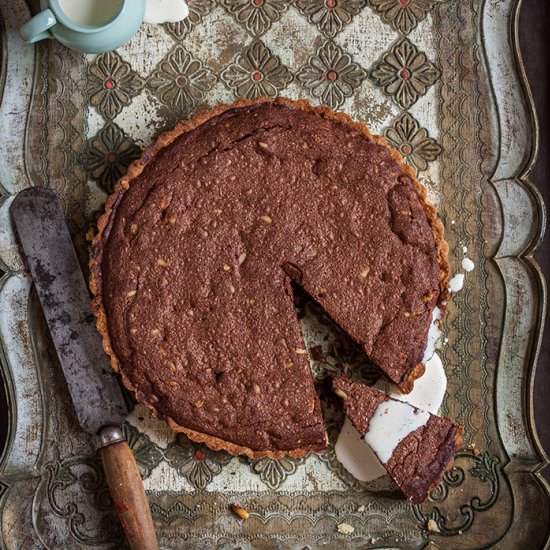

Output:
xmin=11 ymin=187 xmax=128 ymax=431
xmin=11 ymin=187 xmax=158 ymax=550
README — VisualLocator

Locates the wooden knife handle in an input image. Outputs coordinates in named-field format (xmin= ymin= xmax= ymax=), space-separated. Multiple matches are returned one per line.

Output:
xmin=100 ymin=428 xmax=158 ymax=550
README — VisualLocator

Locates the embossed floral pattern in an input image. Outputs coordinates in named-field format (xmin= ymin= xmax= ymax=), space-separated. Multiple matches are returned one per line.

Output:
xmin=297 ymin=40 xmax=367 ymax=109
xmin=295 ymin=0 xmax=367 ymax=38
xmin=151 ymin=501 xmax=196 ymax=525
xmin=148 ymin=45 xmax=217 ymax=116
xmin=165 ymin=435 xmax=233 ymax=489
xmin=369 ymin=38 xmax=439 ymax=109
xmin=87 ymin=51 xmax=144 ymax=120
xmin=84 ymin=122 xmax=141 ymax=193
xmin=164 ymin=0 xmax=215 ymax=40
xmin=250 ymin=456 xmax=301 ymax=489
xmin=43 ymin=457 xmax=123 ymax=545
xmin=221 ymin=40 xmax=292 ymax=99
xmin=384 ymin=112 xmax=442 ymax=171
xmin=369 ymin=0 xmax=443 ymax=35
xmin=413 ymin=452 xmax=501 ymax=537
xmin=221 ymin=0 xmax=291 ymax=36
xmin=122 ymin=423 xmax=164 ymax=479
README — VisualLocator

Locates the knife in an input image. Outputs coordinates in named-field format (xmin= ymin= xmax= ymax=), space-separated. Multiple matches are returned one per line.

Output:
xmin=10 ymin=187 xmax=158 ymax=550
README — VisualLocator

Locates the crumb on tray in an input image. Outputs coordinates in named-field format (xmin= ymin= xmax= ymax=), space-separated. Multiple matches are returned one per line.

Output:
xmin=337 ymin=523 xmax=355 ymax=535
xmin=230 ymin=503 xmax=250 ymax=521
xmin=427 ymin=519 xmax=440 ymax=533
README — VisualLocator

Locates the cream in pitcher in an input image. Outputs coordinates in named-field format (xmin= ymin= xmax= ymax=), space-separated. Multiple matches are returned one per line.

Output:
xmin=57 ymin=0 xmax=124 ymax=27
xmin=58 ymin=0 xmax=188 ymax=26
xmin=20 ymin=0 xmax=188 ymax=53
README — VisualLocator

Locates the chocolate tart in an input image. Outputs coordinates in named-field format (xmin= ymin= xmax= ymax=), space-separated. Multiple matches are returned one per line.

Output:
xmin=90 ymin=98 xmax=449 ymax=458
xmin=333 ymin=376 xmax=462 ymax=504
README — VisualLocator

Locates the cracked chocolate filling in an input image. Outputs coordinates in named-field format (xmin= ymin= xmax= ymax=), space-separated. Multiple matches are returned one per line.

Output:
xmin=94 ymin=101 xmax=444 ymax=456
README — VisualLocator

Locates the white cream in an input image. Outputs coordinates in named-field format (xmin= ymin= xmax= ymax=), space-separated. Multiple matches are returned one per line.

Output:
xmin=387 ymin=353 xmax=446 ymax=414
xmin=422 ymin=306 xmax=441 ymax=363
xmin=449 ymin=273 xmax=465 ymax=292
xmin=144 ymin=0 xmax=189 ymax=24
xmin=336 ymin=353 xmax=447 ymax=481
xmin=335 ymin=417 xmax=387 ymax=481
xmin=462 ymin=257 xmax=475 ymax=272
xmin=59 ymin=0 xmax=123 ymax=26
xmin=364 ymin=400 xmax=430 ymax=464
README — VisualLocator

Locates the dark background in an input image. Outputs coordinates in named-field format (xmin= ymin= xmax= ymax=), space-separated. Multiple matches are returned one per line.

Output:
xmin=520 ymin=0 xmax=550 ymax=482
xmin=0 ymin=0 xmax=549 ymax=490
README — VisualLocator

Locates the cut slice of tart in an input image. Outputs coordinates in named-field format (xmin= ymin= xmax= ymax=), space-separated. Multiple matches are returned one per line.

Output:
xmin=90 ymin=97 xmax=449 ymax=458
xmin=332 ymin=375 xmax=462 ymax=503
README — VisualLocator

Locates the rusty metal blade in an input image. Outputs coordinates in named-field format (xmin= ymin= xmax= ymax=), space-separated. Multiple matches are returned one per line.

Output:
xmin=10 ymin=187 xmax=128 ymax=434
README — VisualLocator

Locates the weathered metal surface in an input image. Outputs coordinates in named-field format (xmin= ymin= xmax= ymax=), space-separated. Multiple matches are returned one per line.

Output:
xmin=10 ymin=188 xmax=128 ymax=436
xmin=0 ymin=0 xmax=548 ymax=548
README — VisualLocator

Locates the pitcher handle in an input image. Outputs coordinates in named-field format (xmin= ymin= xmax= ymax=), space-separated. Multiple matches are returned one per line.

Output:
xmin=20 ymin=9 xmax=56 ymax=44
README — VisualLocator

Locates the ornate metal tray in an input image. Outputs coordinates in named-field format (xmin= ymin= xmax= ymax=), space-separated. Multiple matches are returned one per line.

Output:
xmin=0 ymin=0 xmax=548 ymax=548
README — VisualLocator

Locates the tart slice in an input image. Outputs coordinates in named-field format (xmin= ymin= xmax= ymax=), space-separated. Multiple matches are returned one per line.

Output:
xmin=90 ymin=98 xmax=449 ymax=458
xmin=332 ymin=376 xmax=462 ymax=503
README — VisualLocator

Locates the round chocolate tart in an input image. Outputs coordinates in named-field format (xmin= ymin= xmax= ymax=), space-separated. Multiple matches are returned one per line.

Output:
xmin=91 ymin=98 xmax=449 ymax=458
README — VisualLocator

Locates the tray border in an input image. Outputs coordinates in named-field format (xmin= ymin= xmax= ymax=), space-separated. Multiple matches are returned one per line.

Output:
xmin=0 ymin=0 xmax=548 ymax=548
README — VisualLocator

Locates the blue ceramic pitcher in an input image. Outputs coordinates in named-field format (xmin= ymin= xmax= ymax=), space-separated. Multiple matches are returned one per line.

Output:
xmin=20 ymin=0 xmax=146 ymax=53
